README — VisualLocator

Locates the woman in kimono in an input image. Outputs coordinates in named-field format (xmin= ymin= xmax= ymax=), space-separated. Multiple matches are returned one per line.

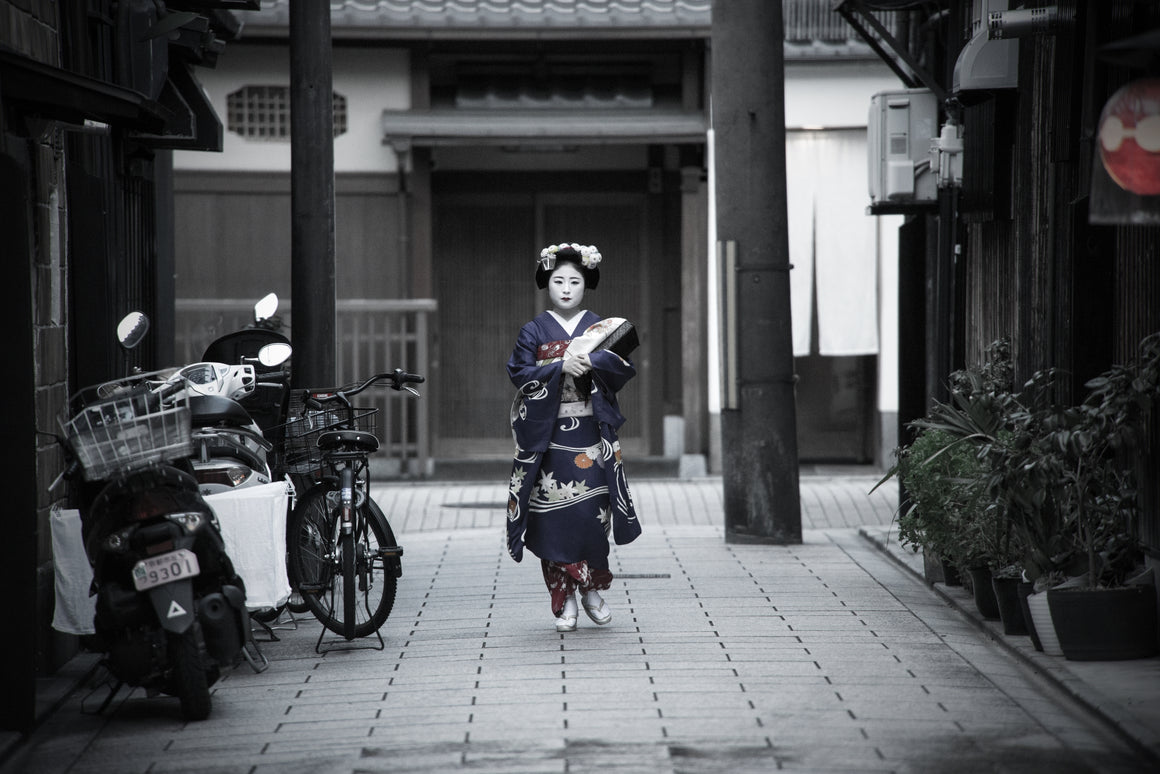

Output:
xmin=506 ymin=242 xmax=641 ymax=632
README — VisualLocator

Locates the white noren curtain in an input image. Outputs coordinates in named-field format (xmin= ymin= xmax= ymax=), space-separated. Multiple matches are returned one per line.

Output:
xmin=786 ymin=129 xmax=879 ymax=357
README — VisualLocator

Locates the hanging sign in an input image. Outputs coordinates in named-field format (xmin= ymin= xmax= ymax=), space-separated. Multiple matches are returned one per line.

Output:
xmin=1091 ymin=77 xmax=1160 ymax=224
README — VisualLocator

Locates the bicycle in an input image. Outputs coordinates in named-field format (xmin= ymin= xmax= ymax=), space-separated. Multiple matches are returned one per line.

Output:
xmin=282 ymin=368 xmax=424 ymax=646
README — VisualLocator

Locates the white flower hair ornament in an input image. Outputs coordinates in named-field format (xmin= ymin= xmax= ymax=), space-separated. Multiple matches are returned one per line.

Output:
xmin=538 ymin=243 xmax=602 ymax=272
xmin=535 ymin=242 xmax=602 ymax=289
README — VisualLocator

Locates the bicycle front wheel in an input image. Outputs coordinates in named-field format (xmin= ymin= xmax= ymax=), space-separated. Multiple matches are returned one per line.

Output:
xmin=287 ymin=483 xmax=399 ymax=639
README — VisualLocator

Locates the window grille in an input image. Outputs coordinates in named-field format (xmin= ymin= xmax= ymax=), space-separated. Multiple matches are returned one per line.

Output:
xmin=227 ymin=86 xmax=348 ymax=140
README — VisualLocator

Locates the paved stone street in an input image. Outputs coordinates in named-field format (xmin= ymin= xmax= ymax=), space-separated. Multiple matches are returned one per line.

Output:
xmin=2 ymin=473 xmax=1156 ymax=773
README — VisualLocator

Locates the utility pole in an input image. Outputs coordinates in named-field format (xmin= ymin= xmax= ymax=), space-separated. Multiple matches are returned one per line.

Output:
xmin=712 ymin=0 xmax=802 ymax=544
xmin=289 ymin=2 xmax=337 ymax=388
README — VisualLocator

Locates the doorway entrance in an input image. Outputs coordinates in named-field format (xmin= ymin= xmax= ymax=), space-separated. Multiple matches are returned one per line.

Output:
xmin=432 ymin=187 xmax=650 ymax=460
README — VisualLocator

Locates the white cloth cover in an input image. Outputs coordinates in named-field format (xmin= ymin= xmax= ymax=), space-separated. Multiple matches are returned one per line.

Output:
xmin=51 ymin=508 xmax=96 ymax=635
xmin=206 ymin=481 xmax=292 ymax=610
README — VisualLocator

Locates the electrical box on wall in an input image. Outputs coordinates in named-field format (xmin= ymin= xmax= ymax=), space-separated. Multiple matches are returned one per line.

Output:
xmin=867 ymin=88 xmax=938 ymax=211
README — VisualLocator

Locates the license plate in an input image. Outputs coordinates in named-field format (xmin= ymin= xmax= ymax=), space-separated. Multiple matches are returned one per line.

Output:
xmin=132 ymin=549 xmax=200 ymax=591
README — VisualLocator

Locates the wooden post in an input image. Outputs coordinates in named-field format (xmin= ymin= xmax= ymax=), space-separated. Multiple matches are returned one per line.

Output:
xmin=712 ymin=0 xmax=802 ymax=544
xmin=0 ymin=144 xmax=37 ymax=734
xmin=289 ymin=2 xmax=336 ymax=388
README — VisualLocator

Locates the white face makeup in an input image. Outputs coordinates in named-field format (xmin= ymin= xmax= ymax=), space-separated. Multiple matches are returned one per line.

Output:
xmin=548 ymin=263 xmax=585 ymax=314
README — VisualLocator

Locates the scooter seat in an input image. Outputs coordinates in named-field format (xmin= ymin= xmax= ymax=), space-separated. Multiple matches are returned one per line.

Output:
xmin=190 ymin=395 xmax=254 ymax=428
xmin=317 ymin=429 xmax=379 ymax=453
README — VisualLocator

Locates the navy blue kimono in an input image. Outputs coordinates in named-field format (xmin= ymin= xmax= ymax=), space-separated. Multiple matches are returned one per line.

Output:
xmin=505 ymin=310 xmax=641 ymax=564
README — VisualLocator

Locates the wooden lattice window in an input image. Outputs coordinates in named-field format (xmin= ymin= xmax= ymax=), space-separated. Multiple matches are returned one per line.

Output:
xmin=227 ymin=85 xmax=348 ymax=140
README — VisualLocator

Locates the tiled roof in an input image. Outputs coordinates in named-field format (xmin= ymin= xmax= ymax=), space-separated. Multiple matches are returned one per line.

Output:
xmin=238 ymin=0 xmax=712 ymax=38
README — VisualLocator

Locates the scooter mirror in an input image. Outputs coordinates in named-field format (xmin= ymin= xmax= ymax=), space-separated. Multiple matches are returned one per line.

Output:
xmin=257 ymin=342 xmax=292 ymax=367
xmin=254 ymin=292 xmax=279 ymax=322
xmin=116 ymin=312 xmax=150 ymax=350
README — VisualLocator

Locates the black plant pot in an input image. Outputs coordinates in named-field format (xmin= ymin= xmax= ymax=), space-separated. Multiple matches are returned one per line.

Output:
xmin=941 ymin=558 xmax=962 ymax=587
xmin=991 ymin=575 xmax=1029 ymax=636
xmin=1047 ymin=585 xmax=1159 ymax=661
xmin=968 ymin=566 xmax=1000 ymax=620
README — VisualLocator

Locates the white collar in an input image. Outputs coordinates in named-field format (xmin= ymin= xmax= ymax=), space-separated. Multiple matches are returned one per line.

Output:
xmin=548 ymin=309 xmax=586 ymax=336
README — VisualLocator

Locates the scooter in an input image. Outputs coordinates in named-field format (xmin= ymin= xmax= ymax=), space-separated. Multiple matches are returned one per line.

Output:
xmin=201 ymin=293 xmax=294 ymax=462
xmin=55 ymin=312 xmax=258 ymax=721
xmin=194 ymin=294 xmax=301 ymax=619
xmin=150 ymin=294 xmax=292 ymax=498
xmin=159 ymin=352 xmax=288 ymax=496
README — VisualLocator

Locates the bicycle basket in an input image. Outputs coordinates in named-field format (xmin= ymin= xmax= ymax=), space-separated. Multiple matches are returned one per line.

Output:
xmin=62 ymin=379 xmax=192 ymax=482
xmin=281 ymin=391 xmax=378 ymax=475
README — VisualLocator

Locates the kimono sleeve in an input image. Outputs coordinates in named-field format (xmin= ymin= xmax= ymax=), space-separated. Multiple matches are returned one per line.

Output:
xmin=588 ymin=349 xmax=635 ymax=394
xmin=506 ymin=321 xmax=563 ymax=452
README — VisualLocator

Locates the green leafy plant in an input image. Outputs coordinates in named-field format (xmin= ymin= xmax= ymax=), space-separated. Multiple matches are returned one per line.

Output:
xmin=882 ymin=331 xmax=1160 ymax=591
xmin=893 ymin=427 xmax=986 ymax=566
xmin=983 ymin=368 xmax=1076 ymax=585
xmin=878 ymin=340 xmax=1021 ymax=573
xmin=1048 ymin=331 xmax=1159 ymax=588
xmin=988 ymin=331 xmax=1160 ymax=589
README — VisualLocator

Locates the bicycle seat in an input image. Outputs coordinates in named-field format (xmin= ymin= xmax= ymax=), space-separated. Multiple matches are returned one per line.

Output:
xmin=317 ymin=429 xmax=380 ymax=454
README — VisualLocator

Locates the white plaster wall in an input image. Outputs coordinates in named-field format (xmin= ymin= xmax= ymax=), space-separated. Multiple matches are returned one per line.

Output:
xmin=174 ymin=46 xmax=409 ymax=173
xmin=784 ymin=60 xmax=902 ymax=129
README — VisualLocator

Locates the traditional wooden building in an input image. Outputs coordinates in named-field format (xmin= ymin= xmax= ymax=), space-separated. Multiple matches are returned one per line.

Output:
xmin=840 ymin=0 xmax=1160 ymax=555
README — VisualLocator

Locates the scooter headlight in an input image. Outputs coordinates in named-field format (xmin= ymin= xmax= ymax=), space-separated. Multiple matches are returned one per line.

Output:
xmin=166 ymin=511 xmax=205 ymax=532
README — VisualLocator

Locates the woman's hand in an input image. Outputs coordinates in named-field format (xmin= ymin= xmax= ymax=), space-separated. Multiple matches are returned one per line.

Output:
xmin=562 ymin=353 xmax=592 ymax=377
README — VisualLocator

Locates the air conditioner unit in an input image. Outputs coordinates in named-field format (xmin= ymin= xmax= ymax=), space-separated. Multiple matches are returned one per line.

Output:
xmin=953 ymin=0 xmax=1020 ymax=93
xmin=868 ymin=88 xmax=938 ymax=208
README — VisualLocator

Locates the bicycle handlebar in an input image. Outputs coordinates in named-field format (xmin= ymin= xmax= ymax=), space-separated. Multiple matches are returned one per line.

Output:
xmin=304 ymin=369 xmax=425 ymax=410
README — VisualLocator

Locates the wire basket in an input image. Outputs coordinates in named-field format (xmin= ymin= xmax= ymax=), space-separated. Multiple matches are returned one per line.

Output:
xmin=62 ymin=381 xmax=192 ymax=482
xmin=280 ymin=391 xmax=379 ymax=475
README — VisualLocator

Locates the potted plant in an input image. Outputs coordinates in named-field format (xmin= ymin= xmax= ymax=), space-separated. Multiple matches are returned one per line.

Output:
xmin=877 ymin=340 xmax=1020 ymax=619
xmin=913 ymin=341 xmax=1024 ymax=620
xmin=1040 ymin=331 xmax=1160 ymax=660
xmin=982 ymin=367 xmax=1074 ymax=644
xmin=890 ymin=426 xmax=984 ymax=585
